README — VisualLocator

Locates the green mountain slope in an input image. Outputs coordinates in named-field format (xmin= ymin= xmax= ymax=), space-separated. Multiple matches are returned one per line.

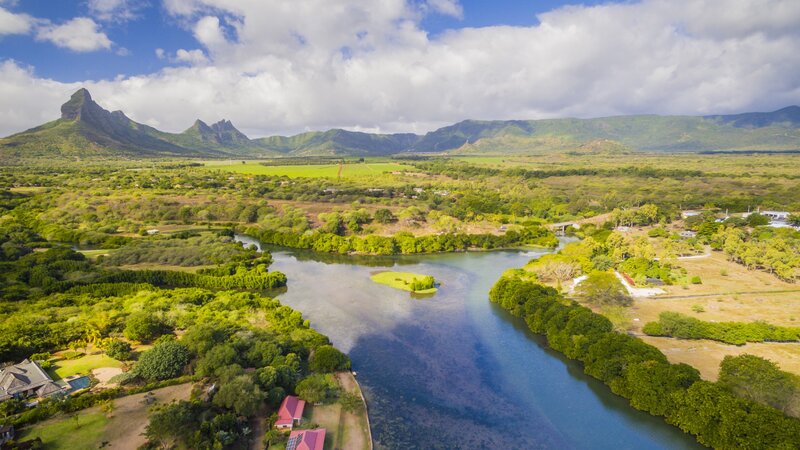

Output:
xmin=415 ymin=113 xmax=800 ymax=154
xmin=1 ymin=89 xmax=798 ymax=160
xmin=0 ymin=89 xmax=215 ymax=159
xmin=255 ymin=129 xmax=418 ymax=156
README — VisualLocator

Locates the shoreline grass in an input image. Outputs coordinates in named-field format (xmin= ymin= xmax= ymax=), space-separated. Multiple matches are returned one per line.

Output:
xmin=370 ymin=271 xmax=438 ymax=294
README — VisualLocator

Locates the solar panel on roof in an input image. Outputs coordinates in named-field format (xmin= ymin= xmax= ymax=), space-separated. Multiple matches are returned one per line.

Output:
xmin=286 ymin=435 xmax=302 ymax=450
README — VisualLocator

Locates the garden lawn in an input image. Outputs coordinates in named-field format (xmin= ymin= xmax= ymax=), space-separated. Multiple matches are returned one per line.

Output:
xmin=19 ymin=411 xmax=108 ymax=450
xmin=370 ymin=271 xmax=437 ymax=294
xmin=52 ymin=354 xmax=123 ymax=379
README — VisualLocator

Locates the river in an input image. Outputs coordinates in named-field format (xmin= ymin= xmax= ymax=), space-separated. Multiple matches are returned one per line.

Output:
xmin=236 ymin=235 xmax=703 ymax=450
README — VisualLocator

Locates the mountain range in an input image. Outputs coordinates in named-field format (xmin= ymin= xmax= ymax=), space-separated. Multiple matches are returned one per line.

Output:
xmin=1 ymin=88 xmax=799 ymax=160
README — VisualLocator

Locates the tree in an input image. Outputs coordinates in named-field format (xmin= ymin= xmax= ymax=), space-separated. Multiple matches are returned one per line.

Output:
xmin=296 ymin=374 xmax=338 ymax=404
xmin=374 ymin=208 xmax=396 ymax=224
xmin=747 ymin=213 xmax=770 ymax=227
xmin=104 ymin=339 xmax=132 ymax=361
xmin=339 ymin=391 xmax=364 ymax=413
xmin=575 ymin=271 xmax=632 ymax=307
xmin=145 ymin=401 xmax=197 ymax=449
xmin=124 ymin=312 xmax=168 ymax=343
xmin=134 ymin=342 xmax=190 ymax=381
xmin=409 ymin=276 xmax=436 ymax=292
xmin=195 ymin=344 xmax=238 ymax=377
xmin=309 ymin=345 xmax=350 ymax=373
xmin=718 ymin=354 xmax=799 ymax=414
xmin=212 ymin=375 xmax=266 ymax=416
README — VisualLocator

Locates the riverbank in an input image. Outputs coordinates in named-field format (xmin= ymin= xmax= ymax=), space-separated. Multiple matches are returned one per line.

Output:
xmin=239 ymin=225 xmax=558 ymax=256
xmin=489 ymin=274 xmax=800 ymax=449
xmin=304 ymin=372 xmax=372 ymax=450
xmin=265 ymin=246 xmax=702 ymax=449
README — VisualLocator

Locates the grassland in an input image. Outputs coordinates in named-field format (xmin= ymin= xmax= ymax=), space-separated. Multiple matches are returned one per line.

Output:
xmin=454 ymin=153 xmax=800 ymax=177
xmin=51 ymin=353 xmax=123 ymax=380
xmin=18 ymin=383 xmax=193 ymax=450
xmin=19 ymin=411 xmax=109 ymax=450
xmin=370 ymin=271 xmax=438 ymax=294
xmin=304 ymin=372 xmax=370 ymax=450
xmin=627 ymin=252 xmax=800 ymax=379
xmin=202 ymin=161 xmax=415 ymax=179
xmin=77 ymin=249 xmax=117 ymax=259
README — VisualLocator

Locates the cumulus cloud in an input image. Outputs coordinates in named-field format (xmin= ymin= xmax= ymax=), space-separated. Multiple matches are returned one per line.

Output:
xmin=2 ymin=0 xmax=800 ymax=137
xmin=174 ymin=48 xmax=209 ymax=65
xmin=35 ymin=17 xmax=112 ymax=52
xmin=193 ymin=16 xmax=228 ymax=49
xmin=88 ymin=0 xmax=146 ymax=22
xmin=425 ymin=0 xmax=463 ymax=18
xmin=0 ymin=61 xmax=81 ymax=134
xmin=0 ymin=6 xmax=31 ymax=35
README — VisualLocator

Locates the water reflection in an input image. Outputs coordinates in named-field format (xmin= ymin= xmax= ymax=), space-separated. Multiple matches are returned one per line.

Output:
xmin=246 ymin=238 xmax=702 ymax=450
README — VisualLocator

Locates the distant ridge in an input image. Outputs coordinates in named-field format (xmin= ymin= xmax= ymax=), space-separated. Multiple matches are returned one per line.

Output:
xmin=1 ymin=89 xmax=799 ymax=160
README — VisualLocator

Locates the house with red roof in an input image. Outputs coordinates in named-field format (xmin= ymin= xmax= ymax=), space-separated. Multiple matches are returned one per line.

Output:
xmin=286 ymin=429 xmax=325 ymax=450
xmin=275 ymin=395 xmax=306 ymax=430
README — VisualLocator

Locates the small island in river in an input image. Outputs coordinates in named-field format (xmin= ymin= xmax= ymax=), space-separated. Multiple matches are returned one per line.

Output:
xmin=370 ymin=271 xmax=438 ymax=294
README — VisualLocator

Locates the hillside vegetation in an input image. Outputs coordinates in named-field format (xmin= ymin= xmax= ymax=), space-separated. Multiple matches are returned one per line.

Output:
xmin=2 ymin=89 xmax=798 ymax=162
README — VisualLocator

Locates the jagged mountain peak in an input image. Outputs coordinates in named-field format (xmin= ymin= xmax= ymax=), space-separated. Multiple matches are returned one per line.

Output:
xmin=60 ymin=88 xmax=98 ymax=120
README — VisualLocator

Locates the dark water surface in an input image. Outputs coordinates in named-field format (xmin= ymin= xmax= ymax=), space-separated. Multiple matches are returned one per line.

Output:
xmin=237 ymin=236 xmax=702 ymax=450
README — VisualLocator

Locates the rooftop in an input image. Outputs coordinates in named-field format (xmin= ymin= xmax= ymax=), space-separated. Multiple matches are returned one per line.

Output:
xmin=0 ymin=359 xmax=60 ymax=401
xmin=276 ymin=395 xmax=306 ymax=427
xmin=286 ymin=429 xmax=326 ymax=450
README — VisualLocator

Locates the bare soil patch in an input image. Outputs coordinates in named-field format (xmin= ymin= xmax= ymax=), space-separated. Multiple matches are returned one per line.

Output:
xmin=99 ymin=382 xmax=194 ymax=450
xmin=640 ymin=336 xmax=800 ymax=381
xmin=92 ymin=367 xmax=123 ymax=388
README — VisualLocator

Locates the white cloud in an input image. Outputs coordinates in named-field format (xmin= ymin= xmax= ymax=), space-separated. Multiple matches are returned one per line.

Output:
xmin=193 ymin=15 xmax=228 ymax=49
xmin=36 ymin=17 xmax=112 ymax=52
xmin=174 ymin=48 xmax=208 ymax=65
xmin=155 ymin=48 xmax=165 ymax=59
xmin=88 ymin=0 xmax=144 ymax=22
xmin=425 ymin=0 xmax=463 ymax=18
xmin=2 ymin=0 xmax=799 ymax=137
xmin=0 ymin=61 xmax=81 ymax=134
xmin=0 ymin=6 xmax=31 ymax=35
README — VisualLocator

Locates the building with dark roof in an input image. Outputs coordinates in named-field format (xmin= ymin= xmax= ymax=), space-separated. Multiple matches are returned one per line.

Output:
xmin=0 ymin=359 xmax=64 ymax=402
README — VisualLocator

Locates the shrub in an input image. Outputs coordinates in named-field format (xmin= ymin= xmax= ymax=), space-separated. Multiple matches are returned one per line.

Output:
xmin=30 ymin=352 xmax=51 ymax=362
xmin=62 ymin=351 xmax=84 ymax=360
xmin=690 ymin=276 xmax=702 ymax=284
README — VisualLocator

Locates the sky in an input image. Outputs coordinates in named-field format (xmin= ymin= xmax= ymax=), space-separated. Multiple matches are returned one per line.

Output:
xmin=0 ymin=0 xmax=799 ymax=138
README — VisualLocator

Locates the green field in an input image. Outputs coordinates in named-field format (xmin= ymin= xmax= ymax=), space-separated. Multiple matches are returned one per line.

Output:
xmin=51 ymin=353 xmax=123 ymax=379
xmin=19 ymin=411 xmax=108 ymax=450
xmin=77 ymin=249 xmax=117 ymax=259
xmin=202 ymin=162 xmax=415 ymax=179
xmin=370 ymin=271 xmax=438 ymax=294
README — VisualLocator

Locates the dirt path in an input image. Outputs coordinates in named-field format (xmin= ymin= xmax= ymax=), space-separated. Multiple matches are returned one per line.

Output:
xmin=249 ymin=406 xmax=267 ymax=450
xmin=100 ymin=383 xmax=194 ymax=449
xmin=335 ymin=372 xmax=371 ymax=450
xmin=92 ymin=367 xmax=123 ymax=389
xmin=652 ymin=288 xmax=800 ymax=300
